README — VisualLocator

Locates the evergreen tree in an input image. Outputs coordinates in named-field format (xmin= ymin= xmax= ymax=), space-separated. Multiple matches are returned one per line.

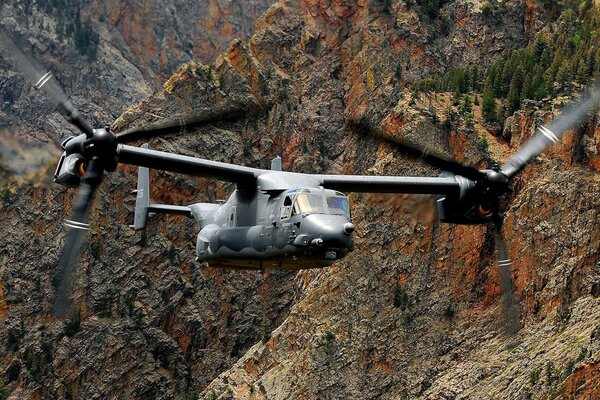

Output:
xmin=521 ymin=73 xmax=534 ymax=101
xmin=506 ymin=66 xmax=524 ymax=114
xmin=555 ymin=62 xmax=572 ymax=92
xmin=462 ymin=95 xmax=473 ymax=114
xmin=482 ymin=88 xmax=496 ymax=122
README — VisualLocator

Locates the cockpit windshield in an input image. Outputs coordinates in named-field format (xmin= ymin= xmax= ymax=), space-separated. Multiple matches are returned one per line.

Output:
xmin=326 ymin=196 xmax=350 ymax=217
xmin=293 ymin=193 xmax=326 ymax=215
xmin=290 ymin=191 xmax=351 ymax=217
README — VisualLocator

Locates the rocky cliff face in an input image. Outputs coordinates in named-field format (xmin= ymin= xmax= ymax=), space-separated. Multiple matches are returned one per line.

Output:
xmin=0 ymin=0 xmax=272 ymax=143
xmin=1 ymin=0 xmax=599 ymax=399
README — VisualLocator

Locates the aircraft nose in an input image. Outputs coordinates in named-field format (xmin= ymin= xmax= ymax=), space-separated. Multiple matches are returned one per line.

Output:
xmin=304 ymin=215 xmax=354 ymax=248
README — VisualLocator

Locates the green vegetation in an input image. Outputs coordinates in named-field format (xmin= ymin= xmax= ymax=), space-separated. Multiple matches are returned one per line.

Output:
xmin=383 ymin=0 xmax=393 ymax=14
xmin=243 ymin=138 xmax=253 ymax=157
xmin=443 ymin=303 xmax=456 ymax=319
xmin=482 ymin=89 xmax=496 ymax=122
xmin=406 ymin=0 xmax=449 ymax=20
xmin=413 ymin=4 xmax=600 ymax=121
xmin=65 ymin=383 xmax=73 ymax=400
xmin=592 ymin=324 xmax=600 ymax=340
xmin=0 ymin=187 xmax=9 ymax=203
xmin=205 ymin=390 xmax=217 ymax=400
xmin=476 ymin=136 xmax=489 ymax=152
xmin=260 ymin=322 xmax=271 ymax=344
xmin=529 ymin=368 xmax=540 ymax=384
xmin=140 ymin=229 xmax=148 ymax=247
xmin=6 ymin=330 xmax=19 ymax=352
xmin=545 ymin=361 xmax=555 ymax=386
xmin=89 ymin=237 xmax=102 ymax=259
xmin=576 ymin=346 xmax=588 ymax=362
xmin=6 ymin=362 xmax=20 ymax=383
xmin=168 ymin=244 xmax=177 ymax=263
xmin=0 ymin=379 xmax=8 ymax=400
xmin=32 ymin=1 xmax=100 ymax=60
xmin=97 ymin=292 xmax=114 ymax=318
xmin=564 ymin=359 xmax=575 ymax=377
xmin=324 ymin=331 xmax=336 ymax=344
xmin=41 ymin=341 xmax=54 ymax=364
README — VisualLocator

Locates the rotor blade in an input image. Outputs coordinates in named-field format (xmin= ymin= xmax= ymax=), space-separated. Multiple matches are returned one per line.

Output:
xmin=0 ymin=31 xmax=94 ymax=136
xmin=52 ymin=160 xmax=103 ymax=317
xmin=115 ymin=105 xmax=254 ymax=144
xmin=349 ymin=120 xmax=485 ymax=181
xmin=493 ymin=219 xmax=520 ymax=335
xmin=501 ymin=87 xmax=600 ymax=178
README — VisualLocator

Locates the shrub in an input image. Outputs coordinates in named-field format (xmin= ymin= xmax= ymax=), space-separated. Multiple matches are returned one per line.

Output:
xmin=443 ymin=304 xmax=456 ymax=319
xmin=0 ymin=378 xmax=7 ymax=400
xmin=545 ymin=362 xmax=555 ymax=386
xmin=324 ymin=331 xmax=335 ymax=344
xmin=576 ymin=347 xmax=588 ymax=362
xmin=260 ymin=323 xmax=271 ymax=344
xmin=205 ymin=390 xmax=217 ymax=400
xmin=0 ymin=187 xmax=9 ymax=202
xmin=383 ymin=0 xmax=392 ymax=14
xmin=6 ymin=362 xmax=20 ymax=383
xmin=140 ymin=230 xmax=148 ymax=247
xmin=476 ymin=136 xmax=489 ymax=152
xmin=529 ymin=368 xmax=539 ymax=384
xmin=6 ymin=330 xmax=19 ymax=352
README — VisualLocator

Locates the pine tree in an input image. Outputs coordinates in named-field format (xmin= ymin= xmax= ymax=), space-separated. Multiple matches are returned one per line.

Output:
xmin=521 ymin=73 xmax=534 ymax=101
xmin=555 ymin=62 xmax=572 ymax=92
xmin=482 ymin=88 xmax=496 ymax=122
xmin=506 ymin=66 xmax=524 ymax=114
xmin=500 ymin=59 xmax=513 ymax=97
xmin=462 ymin=95 xmax=473 ymax=114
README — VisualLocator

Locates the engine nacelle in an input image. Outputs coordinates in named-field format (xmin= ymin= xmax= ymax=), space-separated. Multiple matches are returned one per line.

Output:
xmin=436 ymin=171 xmax=499 ymax=225
xmin=53 ymin=152 xmax=86 ymax=187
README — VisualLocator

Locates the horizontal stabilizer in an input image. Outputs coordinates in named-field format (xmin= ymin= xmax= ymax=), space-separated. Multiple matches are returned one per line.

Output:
xmin=148 ymin=204 xmax=191 ymax=216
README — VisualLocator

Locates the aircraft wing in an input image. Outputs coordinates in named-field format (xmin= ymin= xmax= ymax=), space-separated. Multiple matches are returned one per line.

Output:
xmin=317 ymin=174 xmax=462 ymax=195
xmin=117 ymin=144 xmax=259 ymax=183
xmin=117 ymin=144 xmax=464 ymax=194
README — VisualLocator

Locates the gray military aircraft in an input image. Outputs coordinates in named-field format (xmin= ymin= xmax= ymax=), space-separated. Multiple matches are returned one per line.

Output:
xmin=2 ymin=32 xmax=597 ymax=318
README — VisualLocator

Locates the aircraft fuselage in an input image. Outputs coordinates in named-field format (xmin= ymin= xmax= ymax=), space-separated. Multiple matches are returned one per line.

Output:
xmin=190 ymin=187 xmax=354 ymax=269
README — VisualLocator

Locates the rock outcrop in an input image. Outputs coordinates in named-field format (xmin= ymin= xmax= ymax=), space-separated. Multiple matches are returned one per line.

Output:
xmin=0 ymin=0 xmax=272 ymax=143
xmin=1 ymin=0 xmax=598 ymax=399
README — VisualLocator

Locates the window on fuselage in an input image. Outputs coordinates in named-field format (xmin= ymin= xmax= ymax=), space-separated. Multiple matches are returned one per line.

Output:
xmin=292 ymin=192 xmax=326 ymax=215
xmin=326 ymin=195 xmax=350 ymax=217
xmin=281 ymin=196 xmax=293 ymax=219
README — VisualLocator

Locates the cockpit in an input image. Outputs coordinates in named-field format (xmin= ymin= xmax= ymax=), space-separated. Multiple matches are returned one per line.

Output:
xmin=281 ymin=188 xmax=350 ymax=219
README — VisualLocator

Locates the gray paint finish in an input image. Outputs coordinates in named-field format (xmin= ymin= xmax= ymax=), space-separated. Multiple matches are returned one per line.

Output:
xmin=123 ymin=144 xmax=465 ymax=269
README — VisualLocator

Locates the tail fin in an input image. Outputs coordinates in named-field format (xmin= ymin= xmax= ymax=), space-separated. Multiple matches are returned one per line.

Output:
xmin=131 ymin=144 xmax=192 ymax=230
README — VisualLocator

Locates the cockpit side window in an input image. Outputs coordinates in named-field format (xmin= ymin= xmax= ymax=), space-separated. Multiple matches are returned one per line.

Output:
xmin=281 ymin=196 xmax=293 ymax=219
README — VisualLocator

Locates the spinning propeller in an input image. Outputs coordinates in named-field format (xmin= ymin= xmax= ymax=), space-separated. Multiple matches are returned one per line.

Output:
xmin=352 ymin=88 xmax=599 ymax=334
xmin=0 ymin=33 xmax=256 ymax=316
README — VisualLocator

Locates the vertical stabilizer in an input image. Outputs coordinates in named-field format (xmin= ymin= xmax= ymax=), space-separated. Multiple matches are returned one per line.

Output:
xmin=133 ymin=144 xmax=150 ymax=230
xmin=271 ymin=156 xmax=282 ymax=171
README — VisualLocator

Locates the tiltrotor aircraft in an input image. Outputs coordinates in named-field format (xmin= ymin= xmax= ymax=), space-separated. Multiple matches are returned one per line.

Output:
xmin=2 ymin=33 xmax=597 ymax=319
